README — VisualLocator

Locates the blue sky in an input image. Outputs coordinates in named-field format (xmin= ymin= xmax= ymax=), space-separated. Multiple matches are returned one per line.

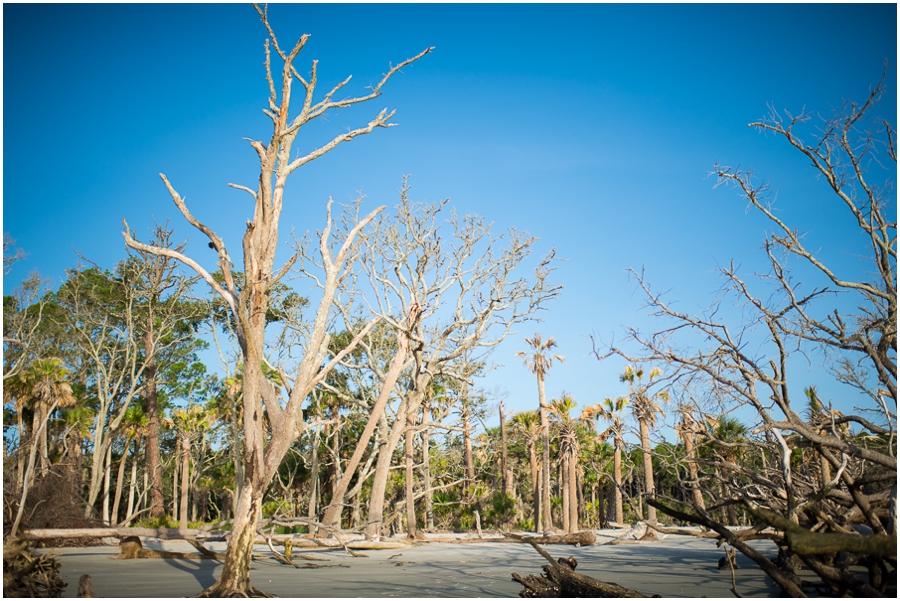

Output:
xmin=3 ymin=3 xmax=896 ymax=438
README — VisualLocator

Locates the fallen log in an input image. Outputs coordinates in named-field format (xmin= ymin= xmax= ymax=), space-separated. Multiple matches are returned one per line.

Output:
xmin=509 ymin=535 xmax=656 ymax=598
xmin=115 ymin=536 xmax=226 ymax=560
xmin=20 ymin=527 xmax=221 ymax=541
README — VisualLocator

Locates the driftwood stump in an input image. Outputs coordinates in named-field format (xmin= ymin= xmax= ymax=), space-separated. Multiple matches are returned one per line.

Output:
xmin=77 ymin=574 xmax=95 ymax=598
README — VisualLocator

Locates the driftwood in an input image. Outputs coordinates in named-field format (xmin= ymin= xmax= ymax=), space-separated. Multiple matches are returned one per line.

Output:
xmin=2 ymin=537 xmax=68 ymax=597
xmin=21 ymin=527 xmax=220 ymax=541
xmin=115 ymin=536 xmax=226 ymax=560
xmin=76 ymin=574 xmax=95 ymax=598
xmin=509 ymin=534 xmax=656 ymax=598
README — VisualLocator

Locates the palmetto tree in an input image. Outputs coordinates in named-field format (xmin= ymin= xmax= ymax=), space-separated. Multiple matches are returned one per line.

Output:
xmin=17 ymin=357 xmax=77 ymax=471
xmin=584 ymin=396 xmax=628 ymax=525
xmin=621 ymin=365 xmax=667 ymax=523
xmin=9 ymin=357 xmax=77 ymax=537
xmin=517 ymin=334 xmax=564 ymax=531
xmin=511 ymin=410 xmax=542 ymax=530
xmin=172 ymin=403 xmax=214 ymax=529
xmin=550 ymin=393 xmax=580 ymax=533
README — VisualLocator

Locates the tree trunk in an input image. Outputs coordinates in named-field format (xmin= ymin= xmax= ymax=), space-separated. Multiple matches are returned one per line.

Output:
xmin=111 ymin=435 xmax=132 ymax=526
xmin=639 ymin=418 xmax=656 ymax=523
xmin=613 ymin=445 xmax=623 ymax=525
xmin=561 ymin=455 xmax=570 ymax=532
xmin=17 ymin=414 xmax=26 ymax=489
xmin=126 ymin=438 xmax=140 ymax=525
xmin=36 ymin=404 xmax=49 ymax=472
xmin=101 ymin=444 xmax=113 ymax=525
xmin=180 ymin=432 xmax=190 ymax=530
xmin=568 ymin=450 xmax=578 ymax=532
xmin=422 ymin=401 xmax=433 ymax=531
xmin=307 ymin=426 xmax=319 ymax=521
xmin=405 ymin=409 xmax=416 ymax=538
xmin=500 ymin=401 xmax=509 ymax=496
xmin=198 ymin=483 xmax=266 ymax=597
xmin=320 ymin=341 xmax=408 ymax=533
xmin=538 ymin=374 xmax=552 ymax=532
xmin=367 ymin=396 xmax=410 ymax=538
xmin=530 ymin=443 xmax=540 ymax=530
xmin=144 ymin=330 xmax=164 ymax=519
xmin=681 ymin=426 xmax=705 ymax=511
xmin=172 ymin=450 xmax=179 ymax=523
xmin=462 ymin=398 xmax=474 ymax=482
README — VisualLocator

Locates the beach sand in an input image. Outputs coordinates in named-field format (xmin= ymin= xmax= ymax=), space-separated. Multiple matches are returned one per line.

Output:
xmin=52 ymin=530 xmax=781 ymax=598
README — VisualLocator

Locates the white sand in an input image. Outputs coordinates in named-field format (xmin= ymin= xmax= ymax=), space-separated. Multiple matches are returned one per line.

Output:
xmin=52 ymin=531 xmax=782 ymax=598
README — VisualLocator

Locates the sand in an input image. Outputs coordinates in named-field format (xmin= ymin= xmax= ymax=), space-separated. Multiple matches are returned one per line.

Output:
xmin=51 ymin=530 xmax=781 ymax=598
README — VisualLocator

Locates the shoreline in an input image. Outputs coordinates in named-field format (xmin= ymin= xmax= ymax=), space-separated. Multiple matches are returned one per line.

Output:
xmin=50 ymin=529 xmax=782 ymax=598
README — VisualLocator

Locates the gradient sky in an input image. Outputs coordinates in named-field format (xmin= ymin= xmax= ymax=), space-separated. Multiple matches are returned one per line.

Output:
xmin=3 ymin=3 xmax=896 ymax=439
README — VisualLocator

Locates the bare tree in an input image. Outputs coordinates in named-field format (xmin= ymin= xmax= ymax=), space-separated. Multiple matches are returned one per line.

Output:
xmin=122 ymin=7 xmax=430 ymax=596
xmin=601 ymin=76 xmax=896 ymax=596
xmin=316 ymin=181 xmax=560 ymax=538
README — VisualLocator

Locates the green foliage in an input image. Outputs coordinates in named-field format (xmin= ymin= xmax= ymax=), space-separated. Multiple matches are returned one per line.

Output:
xmin=484 ymin=492 xmax=516 ymax=527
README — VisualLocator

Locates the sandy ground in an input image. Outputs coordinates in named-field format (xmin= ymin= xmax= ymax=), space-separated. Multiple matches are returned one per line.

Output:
xmin=51 ymin=530 xmax=782 ymax=598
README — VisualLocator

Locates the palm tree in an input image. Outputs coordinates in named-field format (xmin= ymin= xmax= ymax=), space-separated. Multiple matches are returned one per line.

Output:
xmin=18 ymin=358 xmax=77 ymax=471
xmin=9 ymin=357 xmax=77 ymax=537
xmin=172 ymin=403 xmax=213 ymax=529
xmin=585 ymin=396 xmax=628 ymax=525
xmin=112 ymin=403 xmax=149 ymax=525
xmin=620 ymin=365 xmax=667 ymax=523
xmin=517 ymin=334 xmax=564 ymax=531
xmin=511 ymin=410 xmax=542 ymax=530
xmin=709 ymin=415 xmax=748 ymax=526
xmin=550 ymin=393 xmax=580 ymax=533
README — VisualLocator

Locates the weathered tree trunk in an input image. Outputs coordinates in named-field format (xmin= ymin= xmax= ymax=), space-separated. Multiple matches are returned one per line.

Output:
xmin=367 ymin=396 xmax=410 ymax=538
xmin=101 ymin=444 xmax=113 ymax=524
xmin=144 ymin=330 xmax=164 ymax=519
xmin=126 ymin=439 xmax=140 ymax=525
xmin=320 ymin=336 xmax=409 ymax=533
xmin=463 ymin=400 xmax=474 ymax=482
xmin=307 ymin=427 xmax=319 ymax=521
xmin=530 ymin=442 xmax=541 ymax=530
xmin=199 ymin=483 xmax=266 ymax=597
xmin=639 ymin=418 xmax=656 ymax=523
xmin=513 ymin=553 xmax=651 ymax=598
xmin=568 ymin=452 xmax=578 ymax=533
xmin=538 ymin=374 xmax=552 ymax=532
xmin=561 ymin=455 xmax=570 ymax=532
xmin=111 ymin=435 xmax=133 ymax=526
xmin=422 ymin=401 xmax=433 ymax=531
xmin=179 ymin=431 xmax=190 ymax=530
xmin=405 ymin=408 xmax=417 ymax=538
xmin=613 ymin=446 xmax=623 ymax=525
xmin=500 ymin=401 xmax=509 ymax=496
xmin=679 ymin=420 xmax=705 ymax=511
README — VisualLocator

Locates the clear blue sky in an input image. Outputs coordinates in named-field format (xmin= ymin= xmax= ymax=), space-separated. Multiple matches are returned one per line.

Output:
xmin=3 ymin=3 xmax=896 ymax=437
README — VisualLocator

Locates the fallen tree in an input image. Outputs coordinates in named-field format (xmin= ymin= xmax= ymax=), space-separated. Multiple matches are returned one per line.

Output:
xmin=510 ymin=535 xmax=656 ymax=598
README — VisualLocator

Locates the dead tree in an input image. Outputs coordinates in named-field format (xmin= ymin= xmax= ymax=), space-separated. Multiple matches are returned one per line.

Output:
xmin=600 ymin=74 xmax=896 ymax=596
xmin=122 ymin=5 xmax=430 ymax=596
xmin=314 ymin=180 xmax=560 ymax=538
